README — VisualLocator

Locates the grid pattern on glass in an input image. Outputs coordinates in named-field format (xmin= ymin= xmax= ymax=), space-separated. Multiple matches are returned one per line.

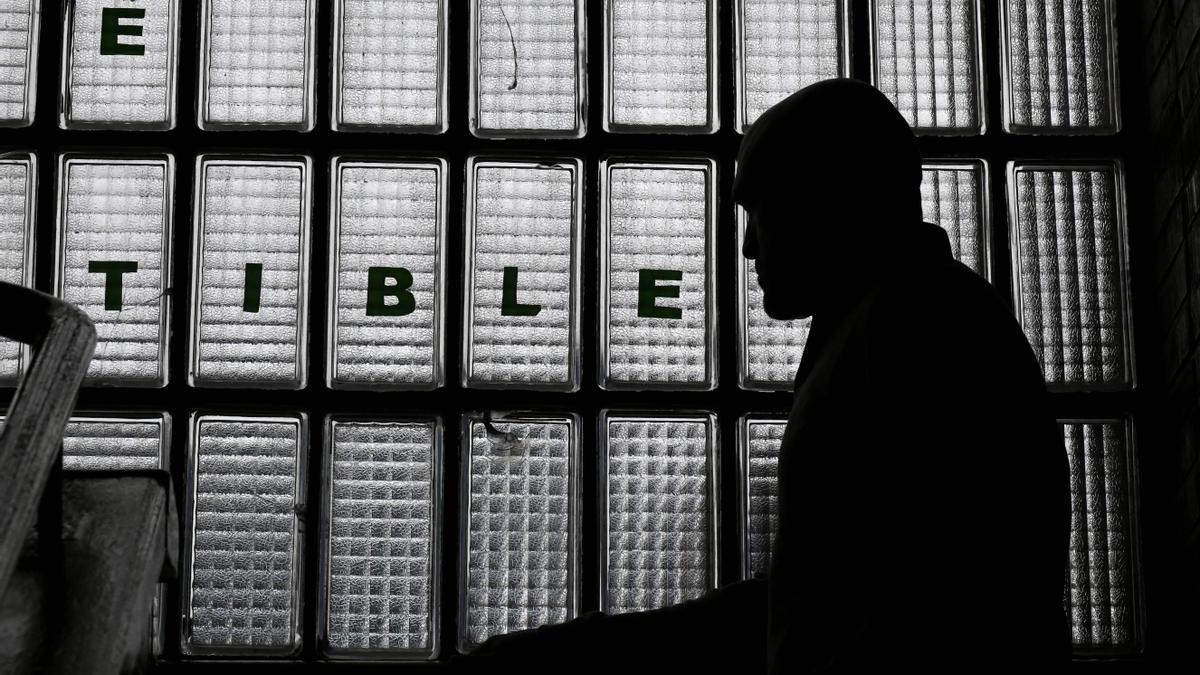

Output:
xmin=737 ymin=207 xmax=809 ymax=391
xmin=460 ymin=413 xmax=576 ymax=649
xmin=191 ymin=157 xmax=311 ymax=388
xmin=63 ymin=0 xmax=179 ymax=128
xmin=1009 ymin=164 xmax=1130 ymax=388
xmin=871 ymin=0 xmax=982 ymax=132
xmin=465 ymin=161 xmax=580 ymax=388
xmin=334 ymin=0 xmax=444 ymax=131
xmin=329 ymin=160 xmax=444 ymax=390
xmin=1061 ymin=420 xmax=1137 ymax=648
xmin=199 ymin=0 xmax=315 ymax=129
xmin=0 ymin=0 xmax=37 ymax=126
xmin=1001 ymin=0 xmax=1118 ymax=132
xmin=740 ymin=416 xmax=783 ymax=578
xmin=736 ymin=0 xmax=845 ymax=131
xmin=606 ymin=0 xmax=713 ymax=130
xmin=61 ymin=415 xmax=168 ymax=471
xmin=602 ymin=162 xmax=715 ymax=389
xmin=183 ymin=415 xmax=305 ymax=655
xmin=0 ymin=153 xmax=33 ymax=384
xmin=603 ymin=413 xmax=715 ymax=613
xmin=921 ymin=161 xmax=988 ymax=278
xmin=57 ymin=157 xmax=173 ymax=387
xmin=473 ymin=0 xmax=582 ymax=136
xmin=322 ymin=420 xmax=439 ymax=657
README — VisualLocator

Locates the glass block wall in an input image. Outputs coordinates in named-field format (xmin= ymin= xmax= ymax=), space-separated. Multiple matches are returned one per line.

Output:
xmin=0 ymin=0 xmax=1140 ymax=665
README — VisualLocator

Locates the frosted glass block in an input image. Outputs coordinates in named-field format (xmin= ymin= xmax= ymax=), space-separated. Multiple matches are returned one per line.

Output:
xmin=61 ymin=414 xmax=169 ymax=471
xmin=921 ymin=161 xmax=988 ymax=277
xmin=464 ymin=160 xmax=581 ymax=389
xmin=0 ymin=153 xmax=34 ymax=385
xmin=600 ymin=161 xmax=716 ymax=389
xmin=737 ymin=207 xmax=809 ymax=391
xmin=182 ymin=415 xmax=306 ymax=655
xmin=62 ymin=0 xmax=180 ymax=128
xmin=190 ymin=157 xmax=311 ymax=388
xmin=472 ymin=0 xmax=583 ymax=137
xmin=333 ymin=0 xmax=445 ymax=131
xmin=739 ymin=416 xmax=784 ymax=578
xmin=321 ymin=419 xmax=441 ymax=658
xmin=871 ymin=0 xmax=982 ymax=133
xmin=328 ymin=159 xmax=445 ymax=390
xmin=1060 ymin=419 xmax=1137 ymax=648
xmin=459 ymin=412 xmax=578 ymax=650
xmin=1001 ymin=0 xmax=1119 ymax=133
xmin=1009 ymin=163 xmax=1131 ymax=389
xmin=198 ymin=0 xmax=315 ymax=130
xmin=0 ymin=0 xmax=38 ymax=127
xmin=56 ymin=156 xmax=174 ymax=387
xmin=602 ymin=412 xmax=716 ymax=613
xmin=736 ymin=0 xmax=846 ymax=131
xmin=605 ymin=0 xmax=715 ymax=131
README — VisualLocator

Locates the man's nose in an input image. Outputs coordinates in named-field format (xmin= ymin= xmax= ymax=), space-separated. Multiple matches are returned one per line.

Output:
xmin=742 ymin=220 xmax=758 ymax=259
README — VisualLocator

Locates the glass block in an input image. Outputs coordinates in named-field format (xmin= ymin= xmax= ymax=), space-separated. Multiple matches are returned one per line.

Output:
xmin=737 ymin=207 xmax=809 ymax=391
xmin=472 ymin=0 xmax=583 ymax=137
xmin=605 ymin=0 xmax=715 ymax=131
xmin=1008 ymin=163 xmax=1131 ymax=389
xmin=0 ymin=152 xmax=34 ymax=385
xmin=190 ymin=156 xmax=311 ymax=388
xmin=1001 ymin=0 xmax=1119 ymax=133
xmin=333 ymin=0 xmax=446 ymax=132
xmin=1060 ymin=419 xmax=1138 ymax=649
xmin=328 ymin=159 xmax=445 ymax=390
xmin=182 ymin=414 xmax=306 ymax=656
xmin=61 ymin=0 xmax=180 ymax=129
xmin=871 ymin=0 xmax=983 ymax=133
xmin=56 ymin=156 xmax=174 ymax=387
xmin=736 ymin=0 xmax=846 ymax=131
xmin=464 ymin=160 xmax=582 ymax=390
xmin=198 ymin=0 xmax=315 ymax=130
xmin=921 ymin=160 xmax=988 ymax=278
xmin=602 ymin=412 xmax=716 ymax=613
xmin=0 ymin=0 xmax=39 ymax=127
xmin=459 ymin=412 xmax=578 ymax=650
xmin=738 ymin=415 xmax=784 ymax=578
xmin=61 ymin=413 xmax=169 ymax=471
xmin=321 ymin=418 xmax=441 ymax=659
xmin=600 ymin=161 xmax=716 ymax=389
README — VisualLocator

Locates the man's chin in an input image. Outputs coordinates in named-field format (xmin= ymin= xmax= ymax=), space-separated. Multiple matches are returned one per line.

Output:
xmin=762 ymin=296 xmax=812 ymax=321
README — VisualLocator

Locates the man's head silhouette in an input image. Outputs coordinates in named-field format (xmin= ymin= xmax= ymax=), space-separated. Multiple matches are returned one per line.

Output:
xmin=735 ymin=78 xmax=923 ymax=320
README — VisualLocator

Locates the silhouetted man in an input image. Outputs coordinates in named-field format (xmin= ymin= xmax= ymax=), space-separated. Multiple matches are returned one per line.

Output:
xmin=451 ymin=78 xmax=1071 ymax=674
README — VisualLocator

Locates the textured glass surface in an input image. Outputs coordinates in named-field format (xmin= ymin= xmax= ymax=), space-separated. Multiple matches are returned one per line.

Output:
xmin=63 ymin=0 xmax=178 ymax=127
xmin=334 ymin=0 xmax=444 ymax=131
xmin=0 ymin=0 xmax=37 ymax=126
xmin=329 ymin=160 xmax=443 ymax=389
xmin=872 ymin=0 xmax=981 ymax=132
xmin=474 ymin=0 xmax=581 ymax=135
xmin=1010 ymin=164 xmax=1129 ymax=388
xmin=607 ymin=0 xmax=712 ymax=130
xmin=921 ymin=162 xmax=987 ymax=277
xmin=603 ymin=414 xmax=714 ymax=613
xmin=323 ymin=420 xmax=438 ymax=656
xmin=191 ymin=158 xmax=310 ymax=388
xmin=602 ymin=162 xmax=714 ymax=389
xmin=199 ymin=0 xmax=314 ymax=129
xmin=0 ymin=154 xmax=32 ymax=384
xmin=741 ymin=417 xmax=784 ymax=577
xmin=466 ymin=162 xmax=579 ymax=388
xmin=58 ymin=157 xmax=172 ymax=387
xmin=737 ymin=0 xmax=844 ymax=130
xmin=61 ymin=415 xmax=167 ymax=471
xmin=460 ymin=414 xmax=576 ymax=649
xmin=1061 ymin=420 xmax=1136 ymax=647
xmin=737 ymin=207 xmax=809 ymax=390
xmin=1002 ymin=0 xmax=1118 ymax=132
xmin=183 ymin=416 xmax=304 ymax=655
